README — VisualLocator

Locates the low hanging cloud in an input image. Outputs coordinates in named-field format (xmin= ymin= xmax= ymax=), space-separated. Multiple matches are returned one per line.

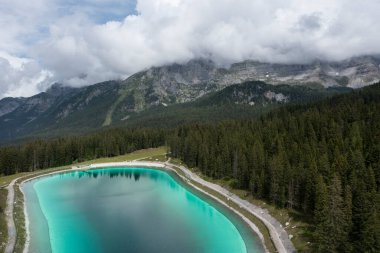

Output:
xmin=1 ymin=0 xmax=380 ymax=98
xmin=0 ymin=52 xmax=53 ymax=97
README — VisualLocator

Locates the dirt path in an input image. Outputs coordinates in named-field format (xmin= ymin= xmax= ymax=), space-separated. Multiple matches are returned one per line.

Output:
xmin=4 ymin=178 xmax=17 ymax=253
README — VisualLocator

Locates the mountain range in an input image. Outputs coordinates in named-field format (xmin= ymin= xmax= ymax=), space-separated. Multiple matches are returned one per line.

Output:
xmin=1 ymin=55 xmax=379 ymax=142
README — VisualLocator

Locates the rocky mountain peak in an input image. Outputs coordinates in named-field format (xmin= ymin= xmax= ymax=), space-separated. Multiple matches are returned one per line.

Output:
xmin=45 ymin=83 xmax=78 ymax=97
xmin=0 ymin=97 xmax=26 ymax=117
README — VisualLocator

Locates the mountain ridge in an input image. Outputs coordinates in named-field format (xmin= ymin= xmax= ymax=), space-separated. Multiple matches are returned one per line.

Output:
xmin=97 ymin=55 xmax=380 ymax=127
xmin=1 ymin=55 xmax=378 ymax=142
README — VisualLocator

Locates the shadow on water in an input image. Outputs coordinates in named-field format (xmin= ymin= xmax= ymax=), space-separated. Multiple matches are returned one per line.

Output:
xmin=59 ymin=168 xmax=180 ymax=192
xmin=80 ymin=169 xmax=144 ymax=181
xmin=60 ymin=168 xmax=157 ymax=181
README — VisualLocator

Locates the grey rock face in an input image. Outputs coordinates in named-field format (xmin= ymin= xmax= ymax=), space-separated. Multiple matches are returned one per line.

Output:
xmin=45 ymin=83 xmax=78 ymax=97
xmin=0 ymin=97 xmax=25 ymax=117
xmin=118 ymin=56 xmax=380 ymax=112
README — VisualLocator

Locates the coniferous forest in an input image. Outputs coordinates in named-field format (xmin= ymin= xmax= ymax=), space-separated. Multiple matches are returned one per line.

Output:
xmin=0 ymin=83 xmax=379 ymax=252
xmin=0 ymin=128 xmax=166 ymax=175
xmin=169 ymin=83 xmax=380 ymax=252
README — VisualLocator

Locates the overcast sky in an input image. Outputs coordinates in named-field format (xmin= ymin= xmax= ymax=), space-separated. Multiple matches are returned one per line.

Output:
xmin=0 ymin=0 xmax=379 ymax=98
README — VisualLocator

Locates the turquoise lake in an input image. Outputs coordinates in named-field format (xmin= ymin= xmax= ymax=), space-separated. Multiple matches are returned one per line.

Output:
xmin=23 ymin=167 xmax=264 ymax=253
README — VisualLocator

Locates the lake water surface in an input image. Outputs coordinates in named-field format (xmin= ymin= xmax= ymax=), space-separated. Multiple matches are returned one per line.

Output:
xmin=23 ymin=167 xmax=264 ymax=253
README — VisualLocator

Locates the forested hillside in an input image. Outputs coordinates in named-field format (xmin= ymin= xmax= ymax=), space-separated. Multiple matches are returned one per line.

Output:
xmin=169 ymin=83 xmax=380 ymax=252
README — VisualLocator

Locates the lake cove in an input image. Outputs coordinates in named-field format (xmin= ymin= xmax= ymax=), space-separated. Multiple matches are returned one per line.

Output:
xmin=23 ymin=167 xmax=265 ymax=253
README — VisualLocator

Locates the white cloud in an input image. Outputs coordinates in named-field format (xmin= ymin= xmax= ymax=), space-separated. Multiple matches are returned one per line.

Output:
xmin=1 ymin=0 xmax=380 ymax=98
xmin=0 ymin=52 xmax=53 ymax=98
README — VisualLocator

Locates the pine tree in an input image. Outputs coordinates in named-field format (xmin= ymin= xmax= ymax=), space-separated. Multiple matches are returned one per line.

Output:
xmin=326 ymin=175 xmax=346 ymax=252
xmin=341 ymin=185 xmax=353 ymax=252
xmin=314 ymin=175 xmax=330 ymax=252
